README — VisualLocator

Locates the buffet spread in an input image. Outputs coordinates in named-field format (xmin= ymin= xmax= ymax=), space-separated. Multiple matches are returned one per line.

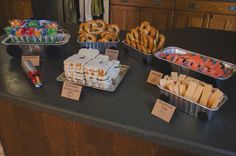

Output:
xmin=2 ymin=18 xmax=236 ymax=121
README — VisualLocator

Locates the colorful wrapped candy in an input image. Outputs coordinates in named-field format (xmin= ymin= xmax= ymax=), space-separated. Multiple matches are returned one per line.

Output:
xmin=4 ymin=19 xmax=59 ymax=43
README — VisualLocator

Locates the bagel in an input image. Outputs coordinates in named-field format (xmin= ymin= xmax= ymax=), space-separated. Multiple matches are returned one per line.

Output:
xmin=131 ymin=28 xmax=139 ymax=42
xmin=103 ymin=34 xmax=117 ymax=42
xmin=141 ymin=44 xmax=148 ymax=53
xmin=101 ymin=31 xmax=115 ymax=38
xmin=147 ymin=36 xmax=154 ymax=52
xmin=125 ymin=21 xmax=165 ymax=53
xmin=149 ymin=27 xmax=156 ymax=38
xmin=89 ymin=27 xmax=104 ymax=35
xmin=108 ymin=24 xmax=120 ymax=34
xmin=125 ymin=38 xmax=131 ymax=45
xmin=98 ymin=38 xmax=109 ymax=42
xmin=136 ymin=43 xmax=142 ymax=51
xmin=96 ymin=19 xmax=107 ymax=30
xmin=140 ymin=32 xmax=148 ymax=45
xmin=157 ymin=34 xmax=165 ymax=50
xmin=130 ymin=40 xmax=137 ymax=49
xmin=83 ymin=33 xmax=97 ymax=42
xmin=126 ymin=32 xmax=135 ymax=41
xmin=140 ymin=21 xmax=150 ymax=34
xmin=79 ymin=23 xmax=86 ymax=33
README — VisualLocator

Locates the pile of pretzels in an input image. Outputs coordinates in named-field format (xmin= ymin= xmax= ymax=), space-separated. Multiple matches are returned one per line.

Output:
xmin=125 ymin=21 xmax=165 ymax=54
xmin=78 ymin=19 xmax=120 ymax=42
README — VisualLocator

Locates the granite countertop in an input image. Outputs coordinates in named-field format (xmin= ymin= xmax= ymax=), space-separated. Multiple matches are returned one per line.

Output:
xmin=0 ymin=26 xmax=236 ymax=156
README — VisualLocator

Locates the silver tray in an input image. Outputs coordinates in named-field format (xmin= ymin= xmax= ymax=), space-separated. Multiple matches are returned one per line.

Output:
xmin=1 ymin=29 xmax=70 ymax=46
xmin=77 ymin=37 xmax=119 ymax=52
xmin=154 ymin=46 xmax=236 ymax=80
xmin=56 ymin=65 xmax=129 ymax=92
xmin=157 ymin=84 xmax=228 ymax=121
xmin=122 ymin=40 xmax=154 ymax=65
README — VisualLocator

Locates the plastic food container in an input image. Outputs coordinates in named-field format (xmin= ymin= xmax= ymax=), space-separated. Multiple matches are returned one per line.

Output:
xmin=158 ymin=84 xmax=228 ymax=121
xmin=154 ymin=46 xmax=236 ymax=87
xmin=2 ymin=29 xmax=70 ymax=58
xmin=77 ymin=38 xmax=119 ymax=53
xmin=122 ymin=40 xmax=153 ymax=65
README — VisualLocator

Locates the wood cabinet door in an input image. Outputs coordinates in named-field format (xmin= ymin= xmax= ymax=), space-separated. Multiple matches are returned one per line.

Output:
xmin=110 ymin=5 xmax=141 ymax=30
xmin=141 ymin=8 xmax=172 ymax=31
xmin=208 ymin=14 xmax=236 ymax=31
xmin=173 ymin=11 xmax=207 ymax=29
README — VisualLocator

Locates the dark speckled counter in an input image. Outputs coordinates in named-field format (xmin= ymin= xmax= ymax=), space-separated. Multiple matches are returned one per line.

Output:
xmin=0 ymin=26 xmax=236 ymax=156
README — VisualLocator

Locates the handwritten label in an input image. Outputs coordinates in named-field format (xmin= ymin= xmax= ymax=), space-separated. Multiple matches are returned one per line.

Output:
xmin=22 ymin=55 xmax=40 ymax=66
xmin=105 ymin=49 xmax=119 ymax=60
xmin=61 ymin=81 xmax=82 ymax=101
xmin=146 ymin=70 xmax=163 ymax=85
xmin=151 ymin=99 xmax=176 ymax=123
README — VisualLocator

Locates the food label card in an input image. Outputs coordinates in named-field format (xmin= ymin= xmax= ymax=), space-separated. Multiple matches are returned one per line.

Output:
xmin=61 ymin=81 xmax=82 ymax=101
xmin=105 ymin=49 xmax=119 ymax=60
xmin=151 ymin=99 xmax=176 ymax=123
xmin=22 ymin=55 xmax=40 ymax=66
xmin=146 ymin=70 xmax=163 ymax=85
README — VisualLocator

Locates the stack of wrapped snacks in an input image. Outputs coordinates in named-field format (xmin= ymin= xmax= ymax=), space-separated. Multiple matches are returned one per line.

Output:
xmin=64 ymin=49 xmax=99 ymax=84
xmin=63 ymin=48 xmax=120 ymax=89
xmin=84 ymin=55 xmax=120 ymax=89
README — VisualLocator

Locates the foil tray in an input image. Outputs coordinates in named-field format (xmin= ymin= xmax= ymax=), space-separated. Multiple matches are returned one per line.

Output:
xmin=77 ymin=38 xmax=119 ymax=53
xmin=1 ymin=29 xmax=70 ymax=46
xmin=154 ymin=46 xmax=236 ymax=80
xmin=157 ymin=84 xmax=228 ymax=121
xmin=122 ymin=40 xmax=154 ymax=65
xmin=56 ymin=65 xmax=129 ymax=92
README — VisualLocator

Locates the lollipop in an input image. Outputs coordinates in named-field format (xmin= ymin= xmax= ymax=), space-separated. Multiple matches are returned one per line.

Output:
xmin=4 ymin=27 xmax=13 ymax=35
xmin=4 ymin=19 xmax=60 ymax=43
xmin=48 ymin=28 xmax=57 ymax=42
xmin=28 ymin=20 xmax=39 ymax=28
xmin=9 ymin=19 xmax=22 ymax=28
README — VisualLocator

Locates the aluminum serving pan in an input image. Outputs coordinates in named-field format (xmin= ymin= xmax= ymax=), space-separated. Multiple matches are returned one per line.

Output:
xmin=154 ymin=46 xmax=236 ymax=80
xmin=157 ymin=84 xmax=228 ymax=121
xmin=122 ymin=40 xmax=153 ymax=65
xmin=1 ymin=29 xmax=70 ymax=46
xmin=56 ymin=65 xmax=129 ymax=92
xmin=77 ymin=38 xmax=119 ymax=53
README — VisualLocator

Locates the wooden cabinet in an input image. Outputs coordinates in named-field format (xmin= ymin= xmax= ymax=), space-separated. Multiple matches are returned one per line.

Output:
xmin=173 ymin=0 xmax=236 ymax=31
xmin=173 ymin=11 xmax=207 ymax=29
xmin=110 ymin=5 xmax=141 ymax=30
xmin=141 ymin=8 xmax=172 ymax=31
xmin=110 ymin=0 xmax=174 ymax=30
xmin=208 ymin=14 xmax=236 ymax=31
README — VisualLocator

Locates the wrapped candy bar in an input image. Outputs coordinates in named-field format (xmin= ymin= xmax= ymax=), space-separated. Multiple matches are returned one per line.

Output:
xmin=22 ymin=60 xmax=42 ymax=88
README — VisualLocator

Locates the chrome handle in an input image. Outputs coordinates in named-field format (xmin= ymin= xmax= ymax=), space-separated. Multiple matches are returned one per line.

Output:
xmin=228 ymin=6 xmax=236 ymax=11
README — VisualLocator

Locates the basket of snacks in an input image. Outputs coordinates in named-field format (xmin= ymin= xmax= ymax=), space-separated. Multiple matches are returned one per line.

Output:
xmin=77 ymin=20 xmax=120 ymax=52
xmin=158 ymin=72 xmax=228 ymax=121
xmin=57 ymin=48 xmax=129 ymax=92
xmin=2 ymin=19 xmax=70 ymax=58
xmin=154 ymin=46 xmax=236 ymax=87
xmin=123 ymin=21 xmax=165 ymax=64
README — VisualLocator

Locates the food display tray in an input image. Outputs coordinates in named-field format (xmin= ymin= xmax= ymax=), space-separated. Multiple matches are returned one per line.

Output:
xmin=1 ymin=29 xmax=70 ymax=58
xmin=1 ymin=29 xmax=70 ymax=46
xmin=157 ymin=84 xmax=228 ymax=121
xmin=122 ymin=40 xmax=154 ymax=65
xmin=77 ymin=38 xmax=119 ymax=53
xmin=154 ymin=46 xmax=236 ymax=80
xmin=56 ymin=65 xmax=129 ymax=92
